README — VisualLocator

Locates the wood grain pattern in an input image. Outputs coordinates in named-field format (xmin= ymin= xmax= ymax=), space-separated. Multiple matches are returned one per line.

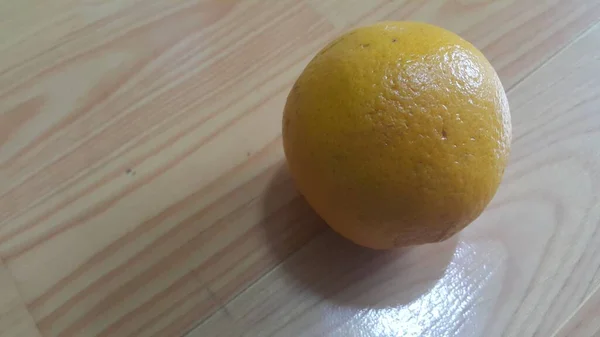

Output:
xmin=552 ymin=283 xmax=600 ymax=337
xmin=0 ymin=0 xmax=599 ymax=336
xmin=187 ymin=22 xmax=600 ymax=337
xmin=0 ymin=260 xmax=41 ymax=337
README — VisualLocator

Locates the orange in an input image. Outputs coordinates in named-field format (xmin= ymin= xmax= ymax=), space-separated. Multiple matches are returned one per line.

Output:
xmin=282 ymin=21 xmax=511 ymax=249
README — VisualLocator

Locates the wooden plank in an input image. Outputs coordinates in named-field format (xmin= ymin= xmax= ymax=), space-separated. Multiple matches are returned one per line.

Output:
xmin=0 ymin=0 xmax=599 ymax=336
xmin=189 ymin=22 xmax=600 ymax=337
xmin=0 ymin=1 xmax=334 ymax=336
xmin=552 ymin=284 xmax=600 ymax=337
xmin=307 ymin=0 xmax=600 ymax=88
xmin=0 ymin=261 xmax=41 ymax=337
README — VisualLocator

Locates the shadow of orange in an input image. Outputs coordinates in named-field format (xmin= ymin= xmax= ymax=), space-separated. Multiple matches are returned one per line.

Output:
xmin=261 ymin=162 xmax=459 ymax=309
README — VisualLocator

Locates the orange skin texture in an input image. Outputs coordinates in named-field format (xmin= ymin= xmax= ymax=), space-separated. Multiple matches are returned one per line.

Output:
xmin=282 ymin=22 xmax=511 ymax=249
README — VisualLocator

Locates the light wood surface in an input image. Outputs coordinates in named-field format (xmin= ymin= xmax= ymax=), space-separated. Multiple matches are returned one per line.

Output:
xmin=553 ymin=283 xmax=600 ymax=337
xmin=0 ymin=260 xmax=41 ymax=337
xmin=1 ymin=1 xmax=600 ymax=336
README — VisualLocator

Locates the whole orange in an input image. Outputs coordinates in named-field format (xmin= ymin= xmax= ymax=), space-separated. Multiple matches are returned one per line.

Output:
xmin=282 ymin=21 xmax=511 ymax=249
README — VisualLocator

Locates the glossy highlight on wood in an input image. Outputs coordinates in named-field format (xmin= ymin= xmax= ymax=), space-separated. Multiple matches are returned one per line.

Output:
xmin=1 ymin=1 xmax=599 ymax=336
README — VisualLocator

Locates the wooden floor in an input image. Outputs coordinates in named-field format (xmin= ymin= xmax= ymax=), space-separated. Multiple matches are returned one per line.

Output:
xmin=1 ymin=1 xmax=600 ymax=336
